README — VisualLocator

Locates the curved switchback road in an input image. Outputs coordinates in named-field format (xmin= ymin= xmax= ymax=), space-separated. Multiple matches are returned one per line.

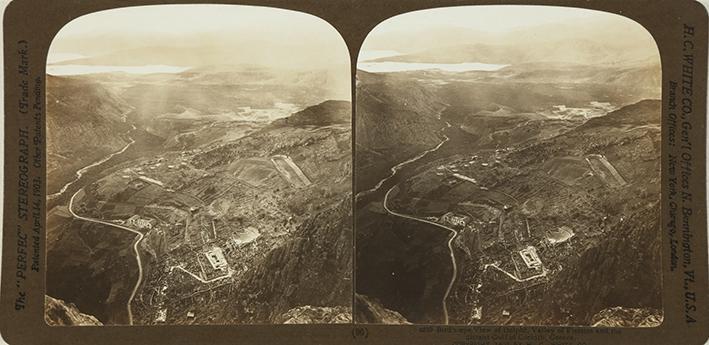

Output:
xmin=382 ymin=176 xmax=459 ymax=325
xmin=360 ymin=121 xmax=456 ymax=324
xmin=68 ymin=189 xmax=144 ymax=326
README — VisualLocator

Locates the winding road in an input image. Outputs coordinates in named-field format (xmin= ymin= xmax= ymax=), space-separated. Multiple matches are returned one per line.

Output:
xmin=382 ymin=185 xmax=459 ymax=325
xmin=356 ymin=122 xmax=451 ymax=201
xmin=367 ymin=122 xmax=457 ymax=325
xmin=48 ymin=137 xmax=136 ymax=200
xmin=68 ymin=188 xmax=144 ymax=325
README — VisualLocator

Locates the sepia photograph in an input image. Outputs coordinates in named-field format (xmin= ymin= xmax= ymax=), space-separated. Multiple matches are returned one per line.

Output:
xmin=355 ymin=5 xmax=663 ymax=326
xmin=44 ymin=4 xmax=352 ymax=326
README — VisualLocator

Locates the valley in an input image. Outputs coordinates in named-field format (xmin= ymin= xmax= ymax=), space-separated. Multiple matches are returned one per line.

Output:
xmin=46 ymin=68 xmax=353 ymax=325
xmin=355 ymin=59 xmax=663 ymax=326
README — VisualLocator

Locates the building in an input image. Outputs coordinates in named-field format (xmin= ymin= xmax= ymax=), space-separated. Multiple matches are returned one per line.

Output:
xmin=138 ymin=175 xmax=165 ymax=187
xmin=470 ymin=307 xmax=482 ymax=321
xmin=205 ymin=247 xmax=228 ymax=270
xmin=452 ymin=173 xmax=477 ymax=184
xmin=441 ymin=212 xmax=469 ymax=227
xmin=519 ymin=246 xmax=542 ymax=269
xmin=129 ymin=180 xmax=145 ymax=189
xmin=155 ymin=309 xmax=167 ymax=323
xmin=126 ymin=215 xmax=156 ymax=230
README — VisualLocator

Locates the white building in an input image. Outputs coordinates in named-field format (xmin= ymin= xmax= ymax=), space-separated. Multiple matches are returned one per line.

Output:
xmin=126 ymin=215 xmax=156 ymax=230
xmin=519 ymin=246 xmax=542 ymax=269
xmin=441 ymin=212 xmax=469 ymax=227
xmin=470 ymin=307 xmax=482 ymax=321
xmin=205 ymin=247 xmax=228 ymax=270
xmin=155 ymin=309 xmax=167 ymax=323
xmin=139 ymin=175 xmax=165 ymax=187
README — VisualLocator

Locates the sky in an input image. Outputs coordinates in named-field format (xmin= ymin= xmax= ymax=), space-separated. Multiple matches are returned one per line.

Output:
xmin=48 ymin=4 xmax=347 ymax=65
xmin=358 ymin=4 xmax=660 ymax=62
xmin=55 ymin=4 xmax=331 ymax=37
xmin=368 ymin=5 xmax=629 ymax=34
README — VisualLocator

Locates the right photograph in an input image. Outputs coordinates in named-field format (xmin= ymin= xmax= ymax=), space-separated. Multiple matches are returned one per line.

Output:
xmin=355 ymin=5 xmax=662 ymax=326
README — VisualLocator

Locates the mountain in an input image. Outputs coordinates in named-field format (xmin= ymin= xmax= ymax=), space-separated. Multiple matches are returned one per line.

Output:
xmin=51 ymin=39 xmax=349 ymax=71
xmin=97 ymin=66 xmax=350 ymax=139
xmin=374 ymin=39 xmax=656 ymax=66
xmin=355 ymin=71 xmax=447 ymax=191
xmin=580 ymin=99 xmax=661 ymax=127
xmin=362 ymin=17 xmax=657 ymax=65
xmin=355 ymin=71 xmax=445 ymax=151
xmin=274 ymin=100 xmax=351 ymax=127
xmin=46 ymin=76 xmax=132 ymax=193
xmin=454 ymin=61 xmax=661 ymax=88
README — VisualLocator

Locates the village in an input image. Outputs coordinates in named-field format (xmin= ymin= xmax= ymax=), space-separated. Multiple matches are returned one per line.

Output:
xmin=383 ymin=139 xmax=640 ymax=324
xmin=68 ymin=142 xmax=315 ymax=324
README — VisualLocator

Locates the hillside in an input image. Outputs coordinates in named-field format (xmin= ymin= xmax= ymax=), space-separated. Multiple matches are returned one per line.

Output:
xmin=274 ymin=100 xmax=351 ymax=127
xmin=225 ymin=195 xmax=353 ymax=323
xmin=47 ymin=76 xmax=133 ymax=193
xmin=449 ymin=99 xmax=663 ymax=325
xmin=358 ymin=98 xmax=663 ymax=325
xmin=109 ymin=99 xmax=353 ymax=325
xmin=355 ymin=71 xmax=447 ymax=191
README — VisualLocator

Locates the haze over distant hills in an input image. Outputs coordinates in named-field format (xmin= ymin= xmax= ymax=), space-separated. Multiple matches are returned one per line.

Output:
xmin=49 ymin=5 xmax=350 ymax=78
xmin=51 ymin=39 xmax=349 ymax=71
xmin=363 ymin=14 xmax=657 ymax=64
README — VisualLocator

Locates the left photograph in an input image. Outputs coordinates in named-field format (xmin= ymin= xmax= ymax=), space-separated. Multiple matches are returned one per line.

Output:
xmin=45 ymin=5 xmax=352 ymax=326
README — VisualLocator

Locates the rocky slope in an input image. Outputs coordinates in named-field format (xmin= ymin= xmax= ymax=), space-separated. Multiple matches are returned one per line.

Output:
xmin=591 ymin=307 xmax=663 ymax=327
xmin=544 ymin=202 xmax=662 ymax=324
xmin=45 ymin=295 xmax=103 ymax=326
xmin=276 ymin=306 xmax=351 ymax=324
xmin=355 ymin=294 xmax=410 ymax=324
xmin=225 ymin=195 xmax=352 ymax=323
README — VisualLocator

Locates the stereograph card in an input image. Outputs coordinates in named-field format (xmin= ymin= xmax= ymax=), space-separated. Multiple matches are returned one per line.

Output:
xmin=0 ymin=0 xmax=707 ymax=344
